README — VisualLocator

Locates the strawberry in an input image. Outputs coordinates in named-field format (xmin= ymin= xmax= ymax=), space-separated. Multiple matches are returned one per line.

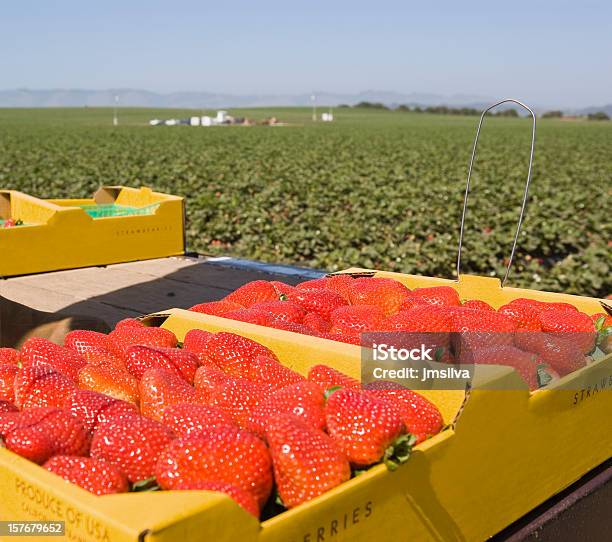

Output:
xmin=241 ymin=355 xmax=305 ymax=390
xmin=252 ymin=300 xmax=306 ymax=323
xmin=308 ymin=365 xmax=361 ymax=392
xmin=224 ymin=280 xmax=279 ymax=307
xmin=78 ymin=364 xmax=139 ymax=405
xmin=0 ymin=400 xmax=18 ymax=413
xmin=398 ymin=296 xmax=418 ymax=311
xmin=162 ymin=403 xmax=236 ymax=437
xmin=0 ymin=348 xmax=20 ymax=365
xmin=460 ymin=345 xmax=553 ymax=390
xmin=410 ymin=286 xmax=460 ymax=307
xmin=223 ymin=308 xmax=274 ymax=326
xmin=297 ymin=275 xmax=355 ymax=303
xmin=265 ymin=414 xmax=350 ymax=508
xmin=267 ymin=320 xmax=317 ymax=335
xmin=204 ymin=332 xmax=277 ymax=377
xmin=108 ymin=326 xmax=177 ymax=358
xmin=20 ymin=337 xmax=86 ymax=381
xmin=0 ymin=364 xmax=19 ymax=403
xmin=64 ymin=330 xmax=112 ymax=356
xmin=498 ymin=303 xmax=541 ymax=331
xmin=194 ymin=365 xmax=231 ymax=402
xmin=323 ymin=332 xmax=363 ymax=345
xmin=303 ymin=312 xmax=331 ymax=333
xmin=286 ymin=289 xmax=348 ymax=320
xmin=349 ymin=278 xmax=411 ymax=316
xmin=329 ymin=305 xmax=386 ymax=335
xmin=364 ymin=385 xmax=443 ymax=444
xmin=90 ymin=415 xmax=174 ymax=483
xmin=452 ymin=309 xmax=516 ymax=353
xmin=189 ymin=300 xmax=244 ymax=316
xmin=270 ymin=281 xmax=297 ymax=296
xmin=114 ymin=318 xmax=146 ymax=329
xmin=78 ymin=347 xmax=126 ymax=371
xmin=155 ymin=426 xmax=273 ymax=507
xmin=125 ymin=345 xmax=198 ymax=383
xmin=206 ymin=377 xmax=273 ymax=428
xmin=172 ymin=480 xmax=260 ymax=517
xmin=139 ymin=368 xmax=197 ymax=422
xmin=539 ymin=309 xmax=596 ymax=353
xmin=247 ymin=381 xmax=325 ymax=437
xmin=14 ymin=365 xmax=76 ymax=410
xmin=462 ymin=300 xmax=495 ymax=311
xmin=515 ymin=332 xmax=586 ymax=377
xmin=182 ymin=329 xmax=215 ymax=365
xmin=508 ymin=298 xmax=577 ymax=315
xmin=44 ymin=455 xmax=129 ymax=495
xmin=67 ymin=390 xmax=138 ymax=433
xmin=0 ymin=408 xmax=89 ymax=463
xmin=325 ymin=389 xmax=410 ymax=468
xmin=384 ymin=306 xmax=452 ymax=333
xmin=295 ymin=278 xmax=329 ymax=291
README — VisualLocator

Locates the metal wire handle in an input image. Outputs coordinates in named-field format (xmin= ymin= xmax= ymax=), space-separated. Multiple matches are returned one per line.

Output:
xmin=456 ymin=98 xmax=536 ymax=286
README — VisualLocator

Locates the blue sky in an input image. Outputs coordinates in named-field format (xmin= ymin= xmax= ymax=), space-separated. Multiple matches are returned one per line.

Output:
xmin=1 ymin=1 xmax=611 ymax=107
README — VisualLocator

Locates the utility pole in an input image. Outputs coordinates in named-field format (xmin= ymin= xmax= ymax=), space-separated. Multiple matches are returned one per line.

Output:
xmin=113 ymin=95 xmax=119 ymax=126
xmin=311 ymin=94 xmax=316 ymax=122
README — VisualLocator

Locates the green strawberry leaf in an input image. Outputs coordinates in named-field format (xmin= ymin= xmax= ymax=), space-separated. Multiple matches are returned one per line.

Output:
xmin=323 ymin=386 xmax=343 ymax=401
xmin=131 ymin=477 xmax=160 ymax=492
xmin=383 ymin=433 xmax=416 ymax=471
xmin=536 ymin=364 xmax=554 ymax=388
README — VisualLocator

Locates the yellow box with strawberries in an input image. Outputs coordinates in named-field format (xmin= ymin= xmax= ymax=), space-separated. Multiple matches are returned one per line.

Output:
xmin=0 ymin=271 xmax=610 ymax=542
xmin=0 ymin=186 xmax=184 ymax=277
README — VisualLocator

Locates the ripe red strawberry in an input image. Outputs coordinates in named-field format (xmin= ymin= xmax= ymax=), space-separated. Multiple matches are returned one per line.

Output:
xmin=410 ymin=286 xmax=460 ymax=307
xmin=114 ymin=318 xmax=145 ymax=329
xmin=349 ymin=278 xmax=411 ymax=316
xmin=0 ymin=400 xmax=18 ymax=413
xmin=498 ymin=303 xmax=541 ymax=331
xmin=0 ymin=348 xmax=20 ymax=365
xmin=91 ymin=415 xmax=174 ymax=483
xmin=64 ymin=330 xmax=112 ymax=356
xmin=172 ymin=480 xmax=260 ymax=517
xmin=460 ymin=345 xmax=554 ymax=390
xmin=286 ymin=289 xmax=348 ymax=320
xmin=125 ymin=345 xmax=198 ymax=383
xmin=194 ymin=365 xmax=231 ymax=402
xmin=308 ymin=365 xmax=361 ymax=391
xmin=539 ymin=309 xmax=596 ymax=353
xmin=207 ymin=377 xmax=273 ymax=428
xmin=267 ymin=320 xmax=317 ymax=335
xmin=515 ymin=332 xmax=586 ymax=377
xmin=14 ymin=365 xmax=76 ymax=410
xmin=162 ymin=403 xmax=236 ymax=437
xmin=295 ymin=278 xmax=329 ymax=291
xmin=329 ymin=305 xmax=386 ymax=335
xmin=0 ymin=408 xmax=89 ymax=464
xmin=189 ymin=300 xmax=244 ymax=316
xmin=252 ymin=300 xmax=306 ymax=323
xmin=247 ymin=381 xmax=325 ymax=437
xmin=20 ymin=337 xmax=86 ymax=381
xmin=398 ymin=296 xmax=418 ymax=311
xmin=325 ymin=389 xmax=409 ymax=467
xmin=78 ymin=347 xmax=126 ymax=371
xmin=223 ymin=308 xmax=275 ymax=326
xmin=452 ymin=309 xmax=516 ymax=353
xmin=204 ymin=332 xmax=277 ymax=377
xmin=384 ymin=306 xmax=453 ymax=332
xmin=303 ymin=311 xmax=331 ymax=333
xmin=67 ymin=390 xmax=138 ymax=433
xmin=44 ymin=455 xmax=129 ymax=495
xmin=155 ymin=426 xmax=273 ymax=507
xmin=182 ymin=329 xmax=215 ymax=365
xmin=224 ymin=280 xmax=279 ymax=307
xmin=0 ymin=364 xmax=19 ymax=403
xmin=462 ymin=300 xmax=494 ymax=311
xmin=364 ymin=385 xmax=443 ymax=444
xmin=270 ymin=281 xmax=297 ymax=296
xmin=108 ymin=326 xmax=177 ymax=358
xmin=508 ymin=298 xmax=577 ymax=315
xmin=139 ymin=368 xmax=197 ymax=422
xmin=265 ymin=414 xmax=350 ymax=508
xmin=324 ymin=332 xmax=363 ymax=345
xmin=78 ymin=364 xmax=139 ymax=405
xmin=241 ymin=355 xmax=305 ymax=390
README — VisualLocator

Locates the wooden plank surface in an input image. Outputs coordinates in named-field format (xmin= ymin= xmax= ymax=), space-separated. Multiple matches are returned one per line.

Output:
xmin=0 ymin=256 xmax=319 ymax=326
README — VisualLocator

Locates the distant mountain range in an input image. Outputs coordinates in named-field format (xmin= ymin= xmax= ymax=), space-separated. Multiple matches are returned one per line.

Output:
xmin=0 ymin=88 xmax=609 ymax=116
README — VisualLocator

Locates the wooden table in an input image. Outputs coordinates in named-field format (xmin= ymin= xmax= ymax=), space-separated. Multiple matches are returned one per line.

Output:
xmin=1 ymin=255 xmax=609 ymax=541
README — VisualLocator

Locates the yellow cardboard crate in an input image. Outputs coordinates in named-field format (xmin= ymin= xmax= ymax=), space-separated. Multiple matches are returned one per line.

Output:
xmin=0 ymin=186 xmax=184 ymax=277
xmin=0 ymin=272 xmax=609 ymax=542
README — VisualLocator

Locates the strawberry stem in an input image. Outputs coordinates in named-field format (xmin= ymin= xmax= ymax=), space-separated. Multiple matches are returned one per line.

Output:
xmin=323 ymin=386 xmax=343 ymax=401
xmin=383 ymin=433 xmax=416 ymax=471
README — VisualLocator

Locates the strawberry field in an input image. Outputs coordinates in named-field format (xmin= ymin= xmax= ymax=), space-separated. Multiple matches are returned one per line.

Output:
xmin=0 ymin=107 xmax=609 ymax=297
